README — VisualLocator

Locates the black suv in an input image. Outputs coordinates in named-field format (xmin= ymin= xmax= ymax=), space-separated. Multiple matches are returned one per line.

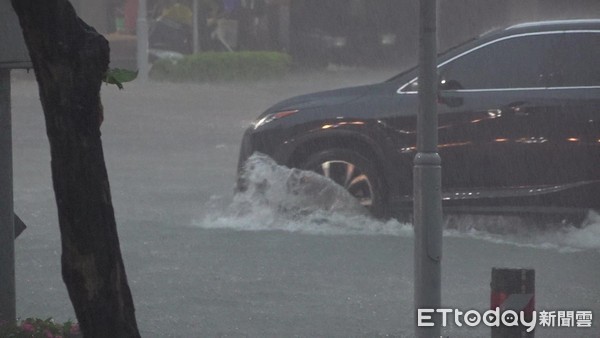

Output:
xmin=237 ymin=20 xmax=600 ymax=220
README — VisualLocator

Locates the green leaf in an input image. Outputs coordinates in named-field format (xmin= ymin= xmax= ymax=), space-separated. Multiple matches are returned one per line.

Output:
xmin=103 ymin=68 xmax=138 ymax=89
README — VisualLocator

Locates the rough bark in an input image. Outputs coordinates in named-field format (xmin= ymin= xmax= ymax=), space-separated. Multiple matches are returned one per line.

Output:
xmin=11 ymin=1 xmax=141 ymax=337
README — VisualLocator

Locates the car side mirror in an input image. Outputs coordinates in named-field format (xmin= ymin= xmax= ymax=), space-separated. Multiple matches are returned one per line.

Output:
xmin=437 ymin=76 xmax=464 ymax=107
xmin=438 ymin=93 xmax=464 ymax=108
xmin=439 ymin=78 xmax=463 ymax=91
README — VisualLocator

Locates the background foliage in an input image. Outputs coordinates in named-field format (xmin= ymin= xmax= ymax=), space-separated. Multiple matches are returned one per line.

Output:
xmin=150 ymin=51 xmax=291 ymax=82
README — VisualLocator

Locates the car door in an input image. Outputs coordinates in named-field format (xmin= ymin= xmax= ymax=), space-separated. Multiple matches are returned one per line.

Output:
xmin=549 ymin=31 xmax=600 ymax=179
xmin=538 ymin=31 xmax=600 ymax=206
xmin=435 ymin=32 xmax=570 ymax=190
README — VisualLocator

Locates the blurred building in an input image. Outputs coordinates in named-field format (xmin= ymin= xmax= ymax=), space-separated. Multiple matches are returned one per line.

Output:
xmin=288 ymin=0 xmax=600 ymax=67
xmin=68 ymin=0 xmax=600 ymax=68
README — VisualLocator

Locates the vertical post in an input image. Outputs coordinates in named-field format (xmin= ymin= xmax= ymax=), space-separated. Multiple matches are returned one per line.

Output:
xmin=136 ymin=0 xmax=149 ymax=83
xmin=192 ymin=0 xmax=200 ymax=53
xmin=491 ymin=268 xmax=535 ymax=337
xmin=278 ymin=1 xmax=290 ymax=52
xmin=414 ymin=1 xmax=442 ymax=337
xmin=0 ymin=68 xmax=15 ymax=323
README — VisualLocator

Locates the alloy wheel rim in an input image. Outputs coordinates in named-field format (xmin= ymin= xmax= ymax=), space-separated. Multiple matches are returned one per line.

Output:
xmin=317 ymin=160 xmax=374 ymax=207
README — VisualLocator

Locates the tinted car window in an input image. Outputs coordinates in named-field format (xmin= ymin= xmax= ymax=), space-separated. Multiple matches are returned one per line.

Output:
xmin=550 ymin=32 xmax=600 ymax=87
xmin=439 ymin=34 xmax=562 ymax=89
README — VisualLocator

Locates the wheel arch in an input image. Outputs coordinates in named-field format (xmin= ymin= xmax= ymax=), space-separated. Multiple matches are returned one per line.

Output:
xmin=286 ymin=130 xmax=390 ymax=194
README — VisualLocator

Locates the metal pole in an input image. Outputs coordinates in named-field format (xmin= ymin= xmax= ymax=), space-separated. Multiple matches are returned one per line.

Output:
xmin=192 ymin=0 xmax=199 ymax=53
xmin=414 ymin=1 xmax=442 ymax=337
xmin=491 ymin=268 xmax=536 ymax=337
xmin=0 ymin=68 xmax=15 ymax=323
xmin=136 ymin=0 xmax=149 ymax=83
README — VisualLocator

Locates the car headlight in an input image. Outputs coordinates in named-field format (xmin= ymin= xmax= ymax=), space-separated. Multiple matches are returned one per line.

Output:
xmin=380 ymin=33 xmax=396 ymax=46
xmin=252 ymin=110 xmax=299 ymax=129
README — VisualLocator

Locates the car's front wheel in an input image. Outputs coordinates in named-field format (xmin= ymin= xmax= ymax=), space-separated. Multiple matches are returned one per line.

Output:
xmin=300 ymin=148 xmax=385 ymax=217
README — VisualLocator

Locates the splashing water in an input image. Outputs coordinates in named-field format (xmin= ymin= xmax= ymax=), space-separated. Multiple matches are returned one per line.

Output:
xmin=193 ymin=154 xmax=600 ymax=251
xmin=197 ymin=153 xmax=409 ymax=236
xmin=443 ymin=211 xmax=600 ymax=252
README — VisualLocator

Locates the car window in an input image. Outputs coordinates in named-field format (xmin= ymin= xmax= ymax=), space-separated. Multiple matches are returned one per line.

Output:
xmin=439 ymin=33 xmax=562 ymax=90
xmin=550 ymin=32 xmax=600 ymax=87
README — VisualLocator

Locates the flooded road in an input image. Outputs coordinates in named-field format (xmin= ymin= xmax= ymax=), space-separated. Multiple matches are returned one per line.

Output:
xmin=10 ymin=68 xmax=599 ymax=337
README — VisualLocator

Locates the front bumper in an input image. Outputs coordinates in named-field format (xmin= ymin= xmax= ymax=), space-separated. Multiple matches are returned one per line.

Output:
xmin=235 ymin=128 xmax=255 ymax=192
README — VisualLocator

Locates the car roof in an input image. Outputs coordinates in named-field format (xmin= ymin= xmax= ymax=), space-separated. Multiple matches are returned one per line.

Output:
xmin=505 ymin=19 xmax=600 ymax=33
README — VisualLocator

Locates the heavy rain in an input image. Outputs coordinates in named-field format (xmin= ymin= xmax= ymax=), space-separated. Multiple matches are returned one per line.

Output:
xmin=3 ymin=0 xmax=600 ymax=337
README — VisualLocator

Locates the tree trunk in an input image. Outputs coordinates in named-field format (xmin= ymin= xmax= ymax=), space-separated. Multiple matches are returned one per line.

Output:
xmin=11 ymin=1 xmax=141 ymax=337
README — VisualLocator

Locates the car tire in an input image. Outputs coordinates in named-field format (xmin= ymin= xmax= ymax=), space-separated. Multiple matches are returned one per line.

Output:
xmin=300 ymin=148 xmax=386 ymax=217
